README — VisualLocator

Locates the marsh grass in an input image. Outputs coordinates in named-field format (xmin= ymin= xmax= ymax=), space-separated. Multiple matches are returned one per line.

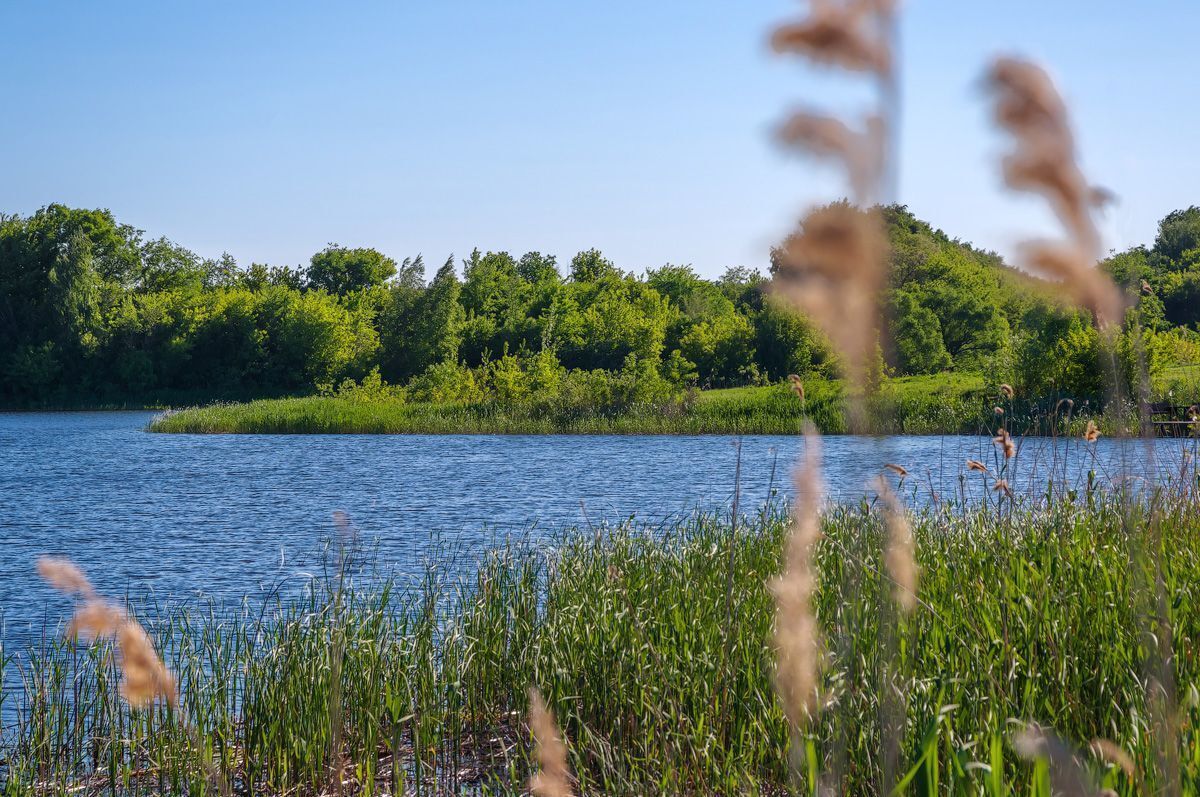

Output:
xmin=145 ymin=375 xmax=1166 ymax=438
xmin=7 ymin=485 xmax=1200 ymax=795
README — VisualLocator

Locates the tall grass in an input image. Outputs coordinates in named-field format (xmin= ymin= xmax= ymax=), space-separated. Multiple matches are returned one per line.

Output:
xmin=146 ymin=376 xmax=1164 ymax=438
xmin=6 ymin=485 xmax=1200 ymax=795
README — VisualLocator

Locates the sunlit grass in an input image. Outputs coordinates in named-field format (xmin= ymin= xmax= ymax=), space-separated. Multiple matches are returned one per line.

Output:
xmin=147 ymin=374 xmax=1007 ymax=436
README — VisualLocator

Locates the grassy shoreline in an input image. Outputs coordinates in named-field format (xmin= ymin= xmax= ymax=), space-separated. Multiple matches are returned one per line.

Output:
xmin=148 ymin=374 xmax=1071 ymax=436
xmin=5 ymin=492 xmax=1200 ymax=795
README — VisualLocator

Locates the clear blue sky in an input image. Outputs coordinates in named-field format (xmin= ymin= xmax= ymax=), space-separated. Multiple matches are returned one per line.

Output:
xmin=2 ymin=1 xmax=1196 ymax=278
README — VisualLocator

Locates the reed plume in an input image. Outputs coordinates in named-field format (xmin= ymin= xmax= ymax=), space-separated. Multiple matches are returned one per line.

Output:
xmin=769 ymin=423 xmax=825 ymax=728
xmin=770 ymin=0 xmax=892 ymax=76
xmin=37 ymin=556 xmax=178 ymax=708
xmin=985 ymin=57 xmax=1123 ymax=327
xmin=788 ymin=373 xmax=806 ymax=401
xmin=966 ymin=459 xmax=988 ymax=473
xmin=770 ymin=0 xmax=896 ymax=404
xmin=67 ymin=600 xmax=126 ymax=642
xmin=773 ymin=203 xmax=887 ymax=392
xmin=118 ymin=620 xmax=178 ymax=708
xmin=528 ymin=688 xmax=574 ymax=797
xmin=876 ymin=477 xmax=918 ymax=613
xmin=1084 ymin=419 xmax=1101 ymax=442
xmin=993 ymin=428 xmax=1016 ymax=459
xmin=1088 ymin=738 xmax=1135 ymax=779
xmin=37 ymin=556 xmax=96 ymax=599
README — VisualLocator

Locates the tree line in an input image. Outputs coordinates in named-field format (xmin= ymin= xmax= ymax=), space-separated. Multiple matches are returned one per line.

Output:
xmin=2 ymin=203 xmax=1197 ymax=407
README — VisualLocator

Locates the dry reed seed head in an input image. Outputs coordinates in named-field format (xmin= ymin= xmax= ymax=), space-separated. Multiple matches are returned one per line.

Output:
xmin=773 ymin=204 xmax=887 ymax=390
xmin=986 ymin=56 xmax=1125 ymax=330
xmin=883 ymin=462 xmax=909 ymax=478
xmin=770 ymin=422 xmax=825 ymax=728
xmin=994 ymin=406 xmax=1004 ymax=416
xmin=527 ymin=688 xmax=574 ymax=797
xmin=1002 ymin=145 xmax=1099 ymax=250
xmin=1141 ymin=279 xmax=1153 ymax=294
xmin=37 ymin=556 xmax=96 ymax=600
xmin=999 ymin=383 xmax=1015 ymax=400
xmin=875 ymin=477 xmax=919 ymax=614
xmin=68 ymin=600 xmax=126 ymax=642
xmin=993 ymin=428 xmax=1016 ymax=459
xmin=1019 ymin=241 xmax=1124 ymax=328
xmin=966 ymin=459 xmax=988 ymax=473
xmin=992 ymin=479 xmax=1013 ymax=498
xmin=770 ymin=3 xmax=892 ymax=76
xmin=1088 ymin=738 xmax=1135 ymax=779
xmin=788 ymin=373 xmax=806 ymax=400
xmin=1084 ymin=419 xmax=1101 ymax=443
xmin=117 ymin=620 xmax=178 ymax=708
xmin=987 ymin=58 xmax=1069 ymax=139
xmin=777 ymin=111 xmax=885 ymax=202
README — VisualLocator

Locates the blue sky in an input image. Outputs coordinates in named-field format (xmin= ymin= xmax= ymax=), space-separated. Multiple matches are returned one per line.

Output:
xmin=2 ymin=1 xmax=1196 ymax=278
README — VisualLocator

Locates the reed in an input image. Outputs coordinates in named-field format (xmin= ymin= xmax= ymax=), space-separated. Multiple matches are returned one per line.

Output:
xmin=144 ymin=374 xmax=1169 ymax=438
xmin=7 ymin=479 xmax=1200 ymax=795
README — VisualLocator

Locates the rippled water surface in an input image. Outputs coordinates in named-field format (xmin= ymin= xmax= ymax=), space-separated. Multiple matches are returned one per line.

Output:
xmin=2 ymin=411 xmax=1195 ymax=650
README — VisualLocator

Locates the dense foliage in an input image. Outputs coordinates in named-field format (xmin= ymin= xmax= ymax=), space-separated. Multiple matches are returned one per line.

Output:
xmin=2 ymin=203 xmax=1194 ymax=408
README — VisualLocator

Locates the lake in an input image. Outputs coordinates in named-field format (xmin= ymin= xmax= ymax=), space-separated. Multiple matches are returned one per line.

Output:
xmin=2 ymin=411 xmax=1194 ymax=653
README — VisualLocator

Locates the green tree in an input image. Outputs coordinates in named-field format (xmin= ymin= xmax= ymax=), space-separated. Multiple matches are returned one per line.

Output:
xmin=307 ymin=245 xmax=397 ymax=295
xmin=569 ymin=249 xmax=620 ymax=282
xmin=1153 ymin=206 xmax=1200 ymax=264
xmin=379 ymin=256 xmax=464 ymax=381
xmin=889 ymin=291 xmax=952 ymax=374
xmin=517 ymin=251 xmax=560 ymax=283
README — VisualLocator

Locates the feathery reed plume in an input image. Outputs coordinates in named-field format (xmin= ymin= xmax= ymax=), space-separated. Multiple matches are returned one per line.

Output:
xmin=1084 ymin=419 xmax=1101 ymax=443
xmin=67 ymin=600 xmax=126 ymax=642
xmin=769 ymin=423 xmax=825 ymax=727
xmin=993 ymin=428 xmax=1016 ymax=459
xmin=992 ymin=479 xmax=1013 ymax=498
xmin=985 ymin=57 xmax=1123 ymax=327
xmin=773 ymin=203 xmax=887 ymax=390
xmin=876 ymin=477 xmax=918 ymax=613
xmin=883 ymin=463 xmax=909 ymax=479
xmin=966 ymin=459 xmax=988 ymax=473
xmin=788 ymin=373 xmax=806 ymax=401
xmin=999 ymin=383 xmax=1015 ymax=400
xmin=770 ymin=0 xmax=892 ymax=76
xmin=37 ymin=556 xmax=96 ymax=599
xmin=777 ymin=111 xmax=885 ymax=202
xmin=1013 ymin=725 xmax=1100 ymax=797
xmin=37 ymin=557 xmax=177 ymax=708
xmin=1088 ymin=738 xmax=1135 ymax=779
xmin=118 ymin=620 xmax=178 ymax=708
xmin=994 ymin=406 xmax=1005 ymax=416
xmin=770 ymin=0 xmax=896 ymax=403
xmin=528 ymin=688 xmax=574 ymax=797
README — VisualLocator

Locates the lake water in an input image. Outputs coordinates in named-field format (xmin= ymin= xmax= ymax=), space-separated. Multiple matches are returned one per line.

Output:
xmin=2 ymin=411 xmax=1195 ymax=655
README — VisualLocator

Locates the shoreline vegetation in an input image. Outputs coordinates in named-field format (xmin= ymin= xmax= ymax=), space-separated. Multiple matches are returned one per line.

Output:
xmin=147 ymin=369 xmax=1200 ymax=436
xmin=6 ymin=488 xmax=1200 ymax=795
xmin=4 ymin=202 xmax=1200 ymax=426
